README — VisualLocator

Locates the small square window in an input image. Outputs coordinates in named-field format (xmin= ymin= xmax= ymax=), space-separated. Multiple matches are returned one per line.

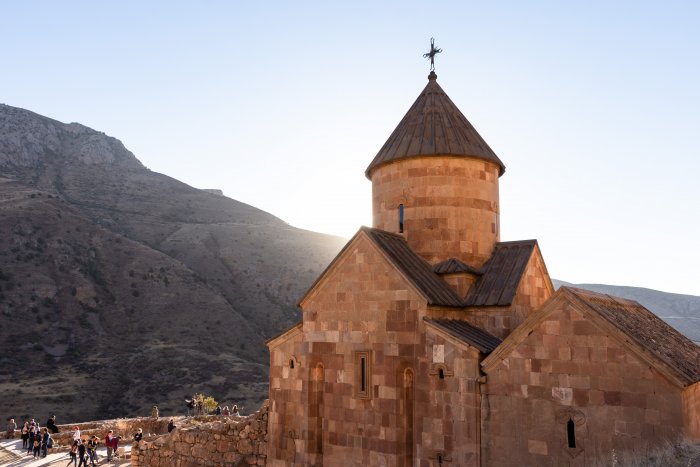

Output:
xmin=355 ymin=351 xmax=371 ymax=399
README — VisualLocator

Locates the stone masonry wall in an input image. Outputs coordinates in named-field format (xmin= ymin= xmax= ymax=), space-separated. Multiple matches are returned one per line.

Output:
xmin=482 ymin=301 xmax=685 ymax=466
xmin=371 ymin=157 xmax=501 ymax=269
xmin=133 ymin=401 xmax=269 ymax=466
xmin=287 ymin=234 xmax=428 ymax=467
xmin=683 ymin=381 xmax=700 ymax=441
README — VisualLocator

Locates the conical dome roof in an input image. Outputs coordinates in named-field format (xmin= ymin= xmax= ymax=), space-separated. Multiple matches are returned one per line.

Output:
xmin=365 ymin=72 xmax=505 ymax=179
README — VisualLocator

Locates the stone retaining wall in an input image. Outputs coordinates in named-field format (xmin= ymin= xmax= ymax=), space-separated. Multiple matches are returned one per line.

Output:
xmin=132 ymin=400 xmax=269 ymax=466
xmin=50 ymin=417 xmax=173 ymax=447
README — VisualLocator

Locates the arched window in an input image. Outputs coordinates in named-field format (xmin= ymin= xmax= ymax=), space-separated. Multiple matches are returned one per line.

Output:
xmin=567 ymin=418 xmax=576 ymax=448
xmin=438 ymin=368 xmax=445 ymax=379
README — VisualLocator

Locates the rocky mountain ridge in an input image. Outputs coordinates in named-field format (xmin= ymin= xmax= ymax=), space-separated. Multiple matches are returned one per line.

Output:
xmin=0 ymin=103 xmax=346 ymax=421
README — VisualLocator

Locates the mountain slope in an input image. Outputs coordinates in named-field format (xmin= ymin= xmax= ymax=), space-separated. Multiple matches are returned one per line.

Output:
xmin=0 ymin=104 xmax=346 ymax=421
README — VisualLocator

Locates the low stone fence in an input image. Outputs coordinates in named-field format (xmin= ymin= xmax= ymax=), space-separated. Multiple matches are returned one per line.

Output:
xmin=50 ymin=417 xmax=173 ymax=447
xmin=132 ymin=400 xmax=269 ymax=466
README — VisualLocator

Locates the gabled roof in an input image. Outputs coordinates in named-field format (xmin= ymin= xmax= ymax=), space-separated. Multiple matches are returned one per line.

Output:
xmin=299 ymin=227 xmax=463 ymax=308
xmin=567 ymin=287 xmax=700 ymax=385
xmin=363 ymin=228 xmax=464 ymax=307
xmin=464 ymin=240 xmax=537 ymax=306
xmin=425 ymin=318 xmax=502 ymax=353
xmin=366 ymin=72 xmax=505 ymax=179
xmin=433 ymin=258 xmax=482 ymax=276
xmin=482 ymin=287 xmax=700 ymax=387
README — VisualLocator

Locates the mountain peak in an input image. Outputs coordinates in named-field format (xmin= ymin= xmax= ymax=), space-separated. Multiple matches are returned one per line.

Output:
xmin=0 ymin=103 xmax=143 ymax=171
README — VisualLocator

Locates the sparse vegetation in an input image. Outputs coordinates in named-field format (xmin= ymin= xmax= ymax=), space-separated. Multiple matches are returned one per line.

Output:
xmin=611 ymin=440 xmax=700 ymax=467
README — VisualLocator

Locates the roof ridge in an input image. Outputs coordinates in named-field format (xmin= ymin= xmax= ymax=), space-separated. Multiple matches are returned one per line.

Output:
xmin=495 ymin=239 xmax=538 ymax=246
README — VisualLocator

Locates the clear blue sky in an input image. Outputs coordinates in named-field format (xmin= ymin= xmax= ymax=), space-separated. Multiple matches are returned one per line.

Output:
xmin=2 ymin=1 xmax=699 ymax=296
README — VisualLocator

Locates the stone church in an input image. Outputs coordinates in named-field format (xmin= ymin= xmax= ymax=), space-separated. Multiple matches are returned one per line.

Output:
xmin=266 ymin=69 xmax=700 ymax=466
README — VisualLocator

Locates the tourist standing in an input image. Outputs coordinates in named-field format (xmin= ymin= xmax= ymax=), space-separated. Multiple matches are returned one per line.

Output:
xmin=167 ymin=419 xmax=176 ymax=433
xmin=133 ymin=428 xmax=143 ymax=442
xmin=27 ymin=425 xmax=36 ymax=454
xmin=104 ymin=430 xmax=117 ymax=461
xmin=41 ymin=428 xmax=50 ymax=457
xmin=32 ymin=431 xmax=41 ymax=457
xmin=87 ymin=435 xmax=99 ymax=466
xmin=21 ymin=421 xmax=29 ymax=448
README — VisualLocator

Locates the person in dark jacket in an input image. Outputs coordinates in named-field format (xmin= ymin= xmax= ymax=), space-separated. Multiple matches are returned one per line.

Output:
xmin=77 ymin=439 xmax=88 ymax=467
xmin=21 ymin=421 xmax=29 ymax=448
xmin=46 ymin=415 xmax=59 ymax=433
xmin=133 ymin=428 xmax=143 ymax=442
xmin=27 ymin=426 xmax=36 ymax=455
xmin=167 ymin=419 xmax=176 ymax=433
xmin=40 ymin=428 xmax=50 ymax=457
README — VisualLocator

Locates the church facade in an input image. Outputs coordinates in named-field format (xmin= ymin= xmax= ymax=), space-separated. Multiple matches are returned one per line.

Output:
xmin=266 ymin=70 xmax=700 ymax=466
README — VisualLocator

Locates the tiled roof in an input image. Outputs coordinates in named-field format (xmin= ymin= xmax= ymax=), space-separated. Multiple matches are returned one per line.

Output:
xmin=366 ymin=72 xmax=505 ymax=179
xmin=364 ymin=228 xmax=463 ymax=307
xmin=464 ymin=240 xmax=537 ymax=306
xmin=566 ymin=287 xmax=700 ymax=386
xmin=433 ymin=258 xmax=482 ymax=276
xmin=425 ymin=318 xmax=502 ymax=353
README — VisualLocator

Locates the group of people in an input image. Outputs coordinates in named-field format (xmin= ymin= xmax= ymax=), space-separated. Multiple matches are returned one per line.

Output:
xmin=4 ymin=416 xmax=128 ymax=464
xmin=66 ymin=427 xmax=122 ymax=466
xmin=213 ymin=405 xmax=240 ymax=416
xmin=67 ymin=427 xmax=98 ymax=467
xmin=12 ymin=418 xmax=56 ymax=458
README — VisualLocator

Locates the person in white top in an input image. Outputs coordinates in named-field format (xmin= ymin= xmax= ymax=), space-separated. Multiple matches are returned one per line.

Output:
xmin=72 ymin=426 xmax=81 ymax=443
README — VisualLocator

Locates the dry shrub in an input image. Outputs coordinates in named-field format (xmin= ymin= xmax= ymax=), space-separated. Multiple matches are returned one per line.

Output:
xmin=612 ymin=439 xmax=700 ymax=467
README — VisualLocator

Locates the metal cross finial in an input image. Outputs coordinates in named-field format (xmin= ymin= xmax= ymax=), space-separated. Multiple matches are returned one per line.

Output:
xmin=423 ymin=37 xmax=442 ymax=71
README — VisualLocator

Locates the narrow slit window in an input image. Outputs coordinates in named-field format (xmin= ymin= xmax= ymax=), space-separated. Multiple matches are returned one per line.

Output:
xmin=360 ymin=357 xmax=366 ymax=391
xmin=355 ymin=351 xmax=371 ymax=399
xmin=398 ymin=204 xmax=404 ymax=233
xmin=567 ymin=418 xmax=576 ymax=448
xmin=438 ymin=368 xmax=445 ymax=379
xmin=289 ymin=359 xmax=294 ymax=369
